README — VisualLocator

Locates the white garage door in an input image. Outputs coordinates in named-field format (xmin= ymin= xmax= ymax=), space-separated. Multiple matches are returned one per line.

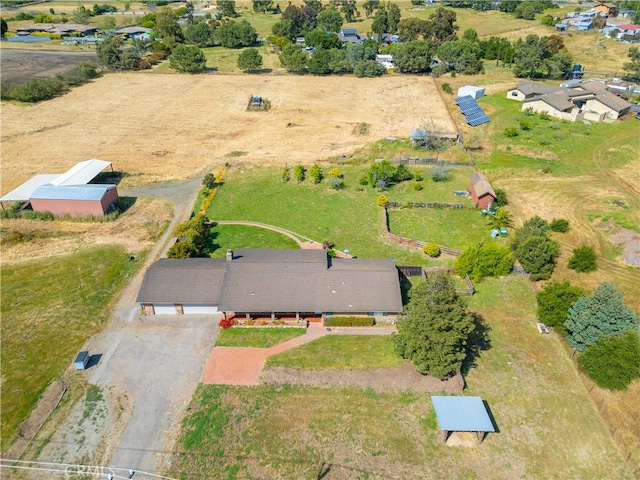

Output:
xmin=153 ymin=304 xmax=177 ymax=315
xmin=182 ymin=304 xmax=218 ymax=314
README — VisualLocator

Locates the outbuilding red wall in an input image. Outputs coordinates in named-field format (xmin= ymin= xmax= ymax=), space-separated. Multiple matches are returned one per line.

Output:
xmin=469 ymin=183 xmax=495 ymax=210
xmin=31 ymin=187 xmax=118 ymax=217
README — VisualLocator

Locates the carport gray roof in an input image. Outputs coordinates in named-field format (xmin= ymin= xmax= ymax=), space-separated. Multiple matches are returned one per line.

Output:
xmin=218 ymin=249 xmax=403 ymax=313
xmin=136 ymin=258 xmax=226 ymax=304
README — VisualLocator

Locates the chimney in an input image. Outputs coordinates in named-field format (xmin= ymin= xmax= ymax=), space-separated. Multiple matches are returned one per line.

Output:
xmin=226 ymin=249 xmax=233 ymax=261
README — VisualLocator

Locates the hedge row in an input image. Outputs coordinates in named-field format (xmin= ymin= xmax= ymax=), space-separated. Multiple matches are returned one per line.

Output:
xmin=324 ymin=316 xmax=375 ymax=327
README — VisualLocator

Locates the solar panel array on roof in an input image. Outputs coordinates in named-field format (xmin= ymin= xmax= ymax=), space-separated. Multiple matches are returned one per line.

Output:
xmin=455 ymin=95 xmax=490 ymax=127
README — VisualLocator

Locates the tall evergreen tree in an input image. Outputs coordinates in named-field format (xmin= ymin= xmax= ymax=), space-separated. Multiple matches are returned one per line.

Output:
xmin=393 ymin=272 xmax=474 ymax=379
xmin=565 ymin=282 xmax=639 ymax=351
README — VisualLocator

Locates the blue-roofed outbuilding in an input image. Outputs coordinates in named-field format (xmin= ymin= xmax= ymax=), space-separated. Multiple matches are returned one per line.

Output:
xmin=431 ymin=396 xmax=495 ymax=443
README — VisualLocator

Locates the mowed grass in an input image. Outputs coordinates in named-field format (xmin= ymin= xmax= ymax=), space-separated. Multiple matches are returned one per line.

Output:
xmin=215 ymin=327 xmax=306 ymax=348
xmin=266 ymin=335 xmax=404 ymax=370
xmin=170 ymin=276 xmax=631 ymax=479
xmin=207 ymin=165 xmax=477 ymax=264
xmin=0 ymin=246 xmax=143 ymax=447
xmin=387 ymin=207 xmax=503 ymax=249
xmin=203 ymin=224 xmax=300 ymax=258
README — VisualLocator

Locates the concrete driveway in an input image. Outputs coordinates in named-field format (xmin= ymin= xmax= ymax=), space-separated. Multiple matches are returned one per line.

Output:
xmin=89 ymin=313 xmax=219 ymax=473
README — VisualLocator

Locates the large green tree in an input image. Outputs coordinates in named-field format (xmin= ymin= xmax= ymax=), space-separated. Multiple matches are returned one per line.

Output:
xmin=454 ymin=242 xmax=514 ymax=282
xmin=252 ymin=0 xmax=273 ymax=12
xmin=565 ymin=282 xmax=639 ymax=352
xmin=184 ymin=21 xmax=215 ymax=47
xmin=397 ymin=17 xmax=430 ymax=42
xmin=536 ymin=280 xmax=584 ymax=335
xmin=393 ymin=272 xmax=475 ymax=379
xmin=623 ymin=46 xmax=640 ymax=83
xmin=217 ymin=19 xmax=257 ymax=48
xmin=1 ymin=18 xmax=8 ymax=37
xmin=427 ymin=7 xmax=458 ymax=48
xmin=511 ymin=217 xmax=559 ymax=281
xmin=96 ymin=36 xmax=124 ymax=69
xmin=154 ymin=7 xmax=183 ymax=44
xmin=217 ymin=0 xmax=238 ymax=17
xmin=316 ymin=7 xmax=343 ymax=32
xmin=169 ymin=45 xmax=207 ymax=73
xmin=393 ymin=40 xmax=433 ymax=74
xmin=279 ymin=43 xmax=308 ymax=72
xmin=578 ymin=331 xmax=640 ymax=391
xmin=237 ymin=47 xmax=263 ymax=71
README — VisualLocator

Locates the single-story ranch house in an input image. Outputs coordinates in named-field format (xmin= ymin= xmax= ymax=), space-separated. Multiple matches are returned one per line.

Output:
xmin=507 ymin=80 xmax=632 ymax=122
xmin=136 ymin=249 xmax=403 ymax=321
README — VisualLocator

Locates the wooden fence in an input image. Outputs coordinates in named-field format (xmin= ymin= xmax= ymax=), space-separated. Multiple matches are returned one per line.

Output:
xmin=383 ymin=204 xmax=462 ymax=257
xmin=386 ymin=201 xmax=468 ymax=209
xmin=397 ymin=265 xmax=475 ymax=296
xmin=393 ymin=156 xmax=472 ymax=167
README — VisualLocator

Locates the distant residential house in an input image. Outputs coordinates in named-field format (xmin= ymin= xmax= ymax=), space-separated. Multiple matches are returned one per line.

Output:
xmin=593 ymin=3 xmax=617 ymax=17
xmin=506 ymin=82 xmax=560 ymax=101
xmin=507 ymin=80 xmax=631 ymax=122
xmin=375 ymin=54 xmax=394 ymax=69
xmin=115 ymin=26 xmax=154 ymax=40
xmin=615 ymin=23 xmax=640 ymax=38
xmin=524 ymin=93 xmax=583 ymax=122
xmin=338 ymin=28 xmax=364 ymax=44
xmin=555 ymin=23 xmax=567 ymax=32
xmin=17 ymin=23 xmax=100 ymax=36
xmin=606 ymin=79 xmax=635 ymax=94
xmin=618 ymin=10 xmax=637 ymax=19
xmin=469 ymin=173 xmax=496 ymax=210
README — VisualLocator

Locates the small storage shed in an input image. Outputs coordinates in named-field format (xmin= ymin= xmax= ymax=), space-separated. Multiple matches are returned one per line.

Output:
xmin=457 ymin=85 xmax=485 ymax=100
xmin=431 ymin=396 xmax=495 ymax=443
xmin=30 ymin=184 xmax=118 ymax=217
xmin=74 ymin=351 xmax=89 ymax=370
xmin=469 ymin=173 xmax=496 ymax=210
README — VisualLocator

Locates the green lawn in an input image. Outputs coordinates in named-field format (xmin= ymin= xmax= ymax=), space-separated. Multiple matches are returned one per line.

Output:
xmin=170 ymin=278 xmax=631 ymax=479
xmin=203 ymin=224 xmax=300 ymax=257
xmin=206 ymin=165 xmax=477 ymax=264
xmin=387 ymin=207 xmax=504 ymax=250
xmin=0 ymin=246 xmax=143 ymax=447
xmin=266 ymin=335 xmax=404 ymax=370
xmin=215 ymin=327 xmax=306 ymax=348
xmin=479 ymin=94 xmax=639 ymax=177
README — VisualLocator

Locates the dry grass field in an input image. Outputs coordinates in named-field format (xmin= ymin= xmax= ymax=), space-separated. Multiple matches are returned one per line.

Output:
xmin=0 ymin=73 xmax=456 ymax=192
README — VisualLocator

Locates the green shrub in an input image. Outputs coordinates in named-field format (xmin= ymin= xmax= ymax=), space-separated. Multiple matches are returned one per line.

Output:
xmin=494 ymin=188 xmax=509 ymax=207
xmin=518 ymin=118 xmax=531 ymax=130
xmin=5 ymin=78 xmax=66 ymax=103
xmin=327 ymin=167 xmax=343 ymax=178
xmin=422 ymin=243 xmax=440 ymax=257
xmin=568 ymin=245 xmax=597 ymax=273
xmin=503 ymin=127 xmax=519 ymax=137
xmin=309 ymin=163 xmax=323 ymax=184
xmin=324 ymin=316 xmax=375 ymax=327
xmin=376 ymin=194 xmax=389 ymax=206
xmin=441 ymin=82 xmax=453 ymax=94
xmin=202 ymin=173 xmax=216 ymax=189
xmin=455 ymin=243 xmax=514 ymax=282
xmin=413 ymin=172 xmax=423 ymax=182
xmin=328 ymin=176 xmax=344 ymax=190
xmin=413 ymin=182 xmax=423 ymax=191
xmin=430 ymin=166 xmax=451 ymax=182
xmin=281 ymin=165 xmax=290 ymax=182
xmin=293 ymin=164 xmax=306 ymax=182
xmin=358 ymin=174 xmax=368 ymax=186
xmin=536 ymin=280 xmax=584 ymax=335
xmin=578 ymin=331 xmax=640 ymax=391
xmin=550 ymin=218 xmax=569 ymax=233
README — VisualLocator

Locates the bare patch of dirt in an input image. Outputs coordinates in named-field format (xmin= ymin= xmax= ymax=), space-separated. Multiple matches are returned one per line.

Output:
xmin=446 ymin=432 xmax=478 ymax=448
xmin=0 ymin=50 xmax=99 ymax=86
xmin=496 ymin=144 xmax=559 ymax=160
xmin=610 ymin=228 xmax=640 ymax=267
xmin=34 ymin=385 xmax=132 ymax=473
xmin=261 ymin=365 xmax=464 ymax=394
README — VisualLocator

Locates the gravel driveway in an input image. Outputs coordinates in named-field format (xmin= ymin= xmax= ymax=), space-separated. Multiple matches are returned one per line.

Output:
xmin=89 ymin=314 xmax=219 ymax=473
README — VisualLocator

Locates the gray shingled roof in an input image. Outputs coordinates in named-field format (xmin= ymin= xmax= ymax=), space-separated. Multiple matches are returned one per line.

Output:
xmin=525 ymin=92 xmax=575 ymax=112
xmin=137 ymin=250 xmax=403 ymax=313
xmin=136 ymin=258 xmax=226 ymax=303
xmin=591 ymin=90 xmax=632 ymax=112
xmin=470 ymin=173 xmax=496 ymax=199
xmin=218 ymin=250 xmax=402 ymax=313
xmin=515 ymin=82 xmax=561 ymax=96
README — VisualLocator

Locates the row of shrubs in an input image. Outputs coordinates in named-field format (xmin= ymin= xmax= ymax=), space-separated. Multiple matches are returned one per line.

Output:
xmin=324 ymin=316 xmax=376 ymax=327
xmin=1 ymin=62 xmax=100 ymax=103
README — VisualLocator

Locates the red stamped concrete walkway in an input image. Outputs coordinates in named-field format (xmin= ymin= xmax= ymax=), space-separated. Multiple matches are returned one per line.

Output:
xmin=201 ymin=323 xmax=327 ymax=385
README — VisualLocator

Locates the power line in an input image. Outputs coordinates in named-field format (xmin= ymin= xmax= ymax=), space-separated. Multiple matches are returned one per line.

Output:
xmin=0 ymin=459 xmax=178 ymax=480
